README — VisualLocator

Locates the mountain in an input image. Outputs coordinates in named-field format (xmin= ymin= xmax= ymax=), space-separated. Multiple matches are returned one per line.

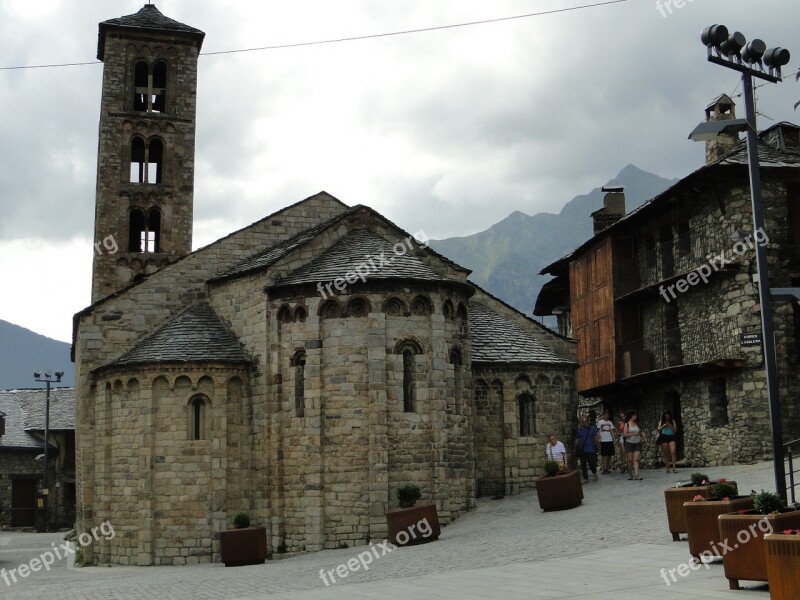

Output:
xmin=0 ymin=320 xmax=74 ymax=390
xmin=429 ymin=164 xmax=677 ymax=316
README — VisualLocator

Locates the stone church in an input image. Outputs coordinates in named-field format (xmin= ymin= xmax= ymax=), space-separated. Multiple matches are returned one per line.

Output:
xmin=73 ymin=4 xmax=577 ymax=565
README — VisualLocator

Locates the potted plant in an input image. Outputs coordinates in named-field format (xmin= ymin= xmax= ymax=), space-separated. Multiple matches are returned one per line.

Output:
xmin=664 ymin=473 xmax=737 ymax=541
xmin=536 ymin=460 xmax=583 ymax=511
xmin=764 ymin=528 xmax=800 ymax=600
xmin=719 ymin=491 xmax=800 ymax=589
xmin=684 ymin=482 xmax=754 ymax=562
xmin=385 ymin=484 xmax=440 ymax=546
xmin=219 ymin=512 xmax=269 ymax=567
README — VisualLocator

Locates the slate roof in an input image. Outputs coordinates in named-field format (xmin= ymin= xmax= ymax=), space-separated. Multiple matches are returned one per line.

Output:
xmin=98 ymin=4 xmax=205 ymax=60
xmin=0 ymin=389 xmax=73 ymax=450
xmin=271 ymin=228 xmax=456 ymax=288
xmin=109 ymin=302 xmax=250 ymax=368
xmin=469 ymin=301 xmax=572 ymax=364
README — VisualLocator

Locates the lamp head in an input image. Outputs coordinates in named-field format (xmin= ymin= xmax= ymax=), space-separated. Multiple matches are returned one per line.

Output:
xmin=720 ymin=32 xmax=747 ymax=57
xmin=55 ymin=370 xmax=64 ymax=382
xmin=701 ymin=24 xmax=728 ymax=47
xmin=764 ymin=47 xmax=791 ymax=68
xmin=33 ymin=371 xmax=41 ymax=379
xmin=741 ymin=39 xmax=766 ymax=64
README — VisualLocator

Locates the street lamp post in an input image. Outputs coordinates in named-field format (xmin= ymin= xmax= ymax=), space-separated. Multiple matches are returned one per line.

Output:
xmin=33 ymin=369 xmax=63 ymax=532
xmin=692 ymin=25 xmax=791 ymax=500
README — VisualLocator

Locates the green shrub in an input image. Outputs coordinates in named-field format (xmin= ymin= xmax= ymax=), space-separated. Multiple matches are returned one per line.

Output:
xmin=690 ymin=472 xmax=710 ymax=486
xmin=397 ymin=484 xmax=421 ymax=509
xmin=233 ymin=512 xmax=250 ymax=529
xmin=754 ymin=491 xmax=785 ymax=515
xmin=709 ymin=482 xmax=737 ymax=500
xmin=543 ymin=460 xmax=560 ymax=477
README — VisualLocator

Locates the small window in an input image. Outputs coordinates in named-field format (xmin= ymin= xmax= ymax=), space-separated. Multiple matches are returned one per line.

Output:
xmin=128 ymin=208 xmax=146 ymax=252
xmin=145 ymin=209 xmax=160 ymax=252
xmin=128 ymin=208 xmax=160 ymax=253
xmin=518 ymin=393 xmax=535 ymax=437
xmin=411 ymin=295 xmax=433 ymax=316
xmin=129 ymin=137 xmax=164 ymax=184
xmin=151 ymin=61 xmax=167 ymax=113
xmin=133 ymin=61 xmax=149 ymax=112
xmin=277 ymin=305 xmax=292 ymax=324
xmin=402 ymin=350 xmax=414 ymax=413
xmin=190 ymin=396 xmax=206 ymax=441
xmin=130 ymin=137 xmax=146 ymax=183
xmin=320 ymin=300 xmax=341 ymax=319
xmin=291 ymin=350 xmax=306 ymax=417
xmin=148 ymin=139 xmax=163 ymax=184
xmin=294 ymin=306 xmax=307 ymax=322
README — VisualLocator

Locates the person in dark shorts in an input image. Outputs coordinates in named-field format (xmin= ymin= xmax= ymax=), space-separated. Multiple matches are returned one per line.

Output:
xmin=596 ymin=410 xmax=615 ymax=474
xmin=623 ymin=410 xmax=644 ymax=480
xmin=657 ymin=410 xmax=679 ymax=473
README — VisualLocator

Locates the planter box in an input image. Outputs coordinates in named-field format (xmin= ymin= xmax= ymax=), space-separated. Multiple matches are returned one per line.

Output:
xmin=684 ymin=496 xmax=754 ymax=561
xmin=536 ymin=469 xmax=584 ymax=511
xmin=719 ymin=509 xmax=800 ymax=590
xmin=664 ymin=481 xmax=737 ymax=541
xmin=385 ymin=505 xmax=440 ymax=546
xmin=219 ymin=527 xmax=268 ymax=567
xmin=764 ymin=533 xmax=800 ymax=600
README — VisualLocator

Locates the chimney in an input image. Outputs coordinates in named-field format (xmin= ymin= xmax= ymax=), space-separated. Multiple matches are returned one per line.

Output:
xmin=704 ymin=94 xmax=739 ymax=165
xmin=592 ymin=186 xmax=626 ymax=234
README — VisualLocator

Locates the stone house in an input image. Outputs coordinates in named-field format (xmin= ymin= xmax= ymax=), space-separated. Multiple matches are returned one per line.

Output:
xmin=535 ymin=95 xmax=800 ymax=468
xmin=72 ymin=5 xmax=577 ymax=566
xmin=0 ymin=388 xmax=76 ymax=529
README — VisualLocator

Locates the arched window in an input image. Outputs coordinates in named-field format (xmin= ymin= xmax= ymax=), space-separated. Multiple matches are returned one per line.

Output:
xmin=319 ymin=299 xmax=341 ymax=319
xmin=128 ymin=208 xmax=146 ymax=252
xmin=129 ymin=137 xmax=164 ymax=184
xmin=294 ymin=306 xmax=307 ymax=322
xmin=277 ymin=305 xmax=292 ymax=324
xmin=450 ymin=346 xmax=463 ymax=415
xmin=411 ymin=295 xmax=433 ymax=316
xmin=384 ymin=297 xmax=405 ymax=316
xmin=146 ymin=209 xmax=160 ymax=252
xmin=130 ymin=137 xmax=146 ymax=183
xmin=190 ymin=396 xmax=207 ymax=441
xmin=347 ymin=297 xmax=370 ymax=318
xmin=396 ymin=340 xmax=423 ymax=413
xmin=518 ymin=393 xmax=535 ymax=437
xmin=442 ymin=299 xmax=455 ymax=319
xmin=291 ymin=349 xmax=306 ymax=417
xmin=133 ymin=60 xmax=167 ymax=113
xmin=128 ymin=208 xmax=160 ymax=253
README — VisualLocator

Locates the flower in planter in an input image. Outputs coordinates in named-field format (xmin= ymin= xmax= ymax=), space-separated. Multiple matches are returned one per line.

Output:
xmin=693 ymin=495 xmax=705 ymax=502
xmin=722 ymin=497 xmax=730 ymax=501
xmin=782 ymin=529 xmax=800 ymax=535
xmin=738 ymin=509 xmax=748 ymax=514
xmin=718 ymin=478 xmax=727 ymax=483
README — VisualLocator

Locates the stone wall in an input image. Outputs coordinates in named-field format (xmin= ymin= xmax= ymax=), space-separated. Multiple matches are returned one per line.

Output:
xmin=472 ymin=365 xmax=576 ymax=495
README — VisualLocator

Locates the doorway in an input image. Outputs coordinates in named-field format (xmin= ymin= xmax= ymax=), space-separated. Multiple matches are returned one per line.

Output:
xmin=11 ymin=478 xmax=37 ymax=527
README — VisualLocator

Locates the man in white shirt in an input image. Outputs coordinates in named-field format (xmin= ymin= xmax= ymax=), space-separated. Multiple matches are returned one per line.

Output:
xmin=597 ymin=410 xmax=615 ymax=474
xmin=545 ymin=434 xmax=567 ymax=466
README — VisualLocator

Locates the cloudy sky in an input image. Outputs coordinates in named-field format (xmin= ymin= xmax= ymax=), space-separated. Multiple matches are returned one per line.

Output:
xmin=0 ymin=0 xmax=798 ymax=343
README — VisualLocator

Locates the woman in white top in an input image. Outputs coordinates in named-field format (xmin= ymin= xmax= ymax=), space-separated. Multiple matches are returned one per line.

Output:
xmin=623 ymin=410 xmax=644 ymax=480
xmin=545 ymin=434 xmax=567 ymax=467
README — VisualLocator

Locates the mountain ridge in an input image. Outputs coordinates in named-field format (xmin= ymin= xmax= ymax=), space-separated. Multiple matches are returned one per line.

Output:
xmin=0 ymin=319 xmax=74 ymax=390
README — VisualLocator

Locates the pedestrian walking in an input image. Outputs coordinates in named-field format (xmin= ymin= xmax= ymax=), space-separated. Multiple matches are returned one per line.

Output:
xmin=545 ymin=434 xmax=568 ymax=468
xmin=596 ymin=410 xmax=615 ymax=474
xmin=623 ymin=410 xmax=643 ymax=480
xmin=616 ymin=410 xmax=628 ymax=474
xmin=657 ymin=410 xmax=679 ymax=473
xmin=574 ymin=416 xmax=600 ymax=483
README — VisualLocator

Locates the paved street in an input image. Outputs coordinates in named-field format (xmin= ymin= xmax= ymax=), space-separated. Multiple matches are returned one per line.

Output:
xmin=0 ymin=461 xmax=778 ymax=599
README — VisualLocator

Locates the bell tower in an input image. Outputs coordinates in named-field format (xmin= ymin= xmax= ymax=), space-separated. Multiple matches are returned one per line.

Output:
xmin=92 ymin=4 xmax=205 ymax=303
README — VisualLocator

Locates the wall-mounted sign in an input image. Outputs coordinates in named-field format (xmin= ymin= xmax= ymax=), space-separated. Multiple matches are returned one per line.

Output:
xmin=740 ymin=333 xmax=763 ymax=346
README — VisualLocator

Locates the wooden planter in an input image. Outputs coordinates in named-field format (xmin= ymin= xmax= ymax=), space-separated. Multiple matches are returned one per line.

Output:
xmin=684 ymin=496 xmax=755 ymax=561
xmin=719 ymin=509 xmax=800 ymax=589
xmin=764 ymin=533 xmax=800 ymax=600
xmin=536 ymin=469 xmax=584 ymax=511
xmin=219 ymin=527 xmax=268 ymax=567
xmin=385 ymin=505 xmax=440 ymax=546
xmin=664 ymin=481 xmax=737 ymax=541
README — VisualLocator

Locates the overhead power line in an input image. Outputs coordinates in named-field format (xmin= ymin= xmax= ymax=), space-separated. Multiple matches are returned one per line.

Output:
xmin=0 ymin=0 xmax=630 ymax=71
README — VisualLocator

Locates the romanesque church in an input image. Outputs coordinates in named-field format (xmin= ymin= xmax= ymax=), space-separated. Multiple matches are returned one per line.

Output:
xmin=73 ymin=4 xmax=577 ymax=565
